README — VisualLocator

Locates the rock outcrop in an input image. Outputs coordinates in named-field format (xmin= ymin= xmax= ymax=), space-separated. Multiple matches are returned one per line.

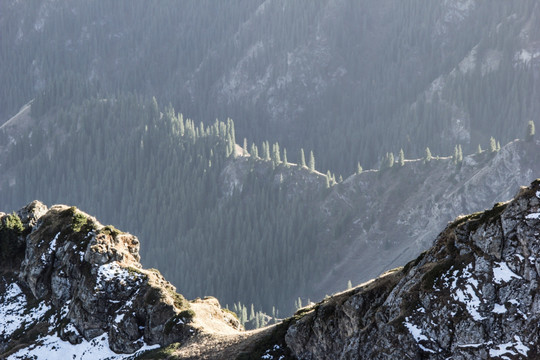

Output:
xmin=0 ymin=202 xmax=240 ymax=358
xmin=283 ymin=179 xmax=540 ymax=359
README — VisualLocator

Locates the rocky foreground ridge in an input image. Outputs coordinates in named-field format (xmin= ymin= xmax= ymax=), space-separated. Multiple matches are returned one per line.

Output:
xmin=0 ymin=202 xmax=240 ymax=359
xmin=280 ymin=179 xmax=540 ymax=359
xmin=4 ymin=179 xmax=540 ymax=359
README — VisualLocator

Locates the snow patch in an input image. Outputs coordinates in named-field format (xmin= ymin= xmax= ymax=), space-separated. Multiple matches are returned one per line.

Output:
xmin=7 ymin=332 xmax=160 ymax=360
xmin=492 ymin=304 xmax=506 ymax=314
xmin=41 ymin=232 xmax=60 ymax=262
xmin=404 ymin=319 xmax=428 ymax=342
xmin=95 ymin=262 xmax=133 ymax=291
xmin=526 ymin=213 xmax=540 ymax=220
xmin=489 ymin=336 xmax=529 ymax=358
xmin=0 ymin=282 xmax=51 ymax=339
xmin=492 ymin=262 xmax=521 ymax=284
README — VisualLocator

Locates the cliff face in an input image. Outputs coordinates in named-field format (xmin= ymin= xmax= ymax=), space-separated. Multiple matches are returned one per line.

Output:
xmin=284 ymin=179 xmax=540 ymax=359
xmin=0 ymin=202 xmax=240 ymax=359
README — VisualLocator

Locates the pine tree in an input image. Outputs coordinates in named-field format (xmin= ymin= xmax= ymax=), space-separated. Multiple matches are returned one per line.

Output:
xmin=250 ymin=303 xmax=255 ymax=321
xmin=299 ymin=149 xmax=306 ymax=168
xmin=453 ymin=145 xmax=459 ymax=164
xmin=347 ymin=280 xmax=352 ymax=289
xmin=308 ymin=151 xmax=315 ymax=172
xmin=263 ymin=141 xmax=271 ymax=161
xmin=356 ymin=162 xmax=363 ymax=174
xmin=477 ymin=144 xmax=482 ymax=154
xmin=387 ymin=152 xmax=394 ymax=168
xmin=272 ymin=142 xmax=281 ymax=165
xmin=398 ymin=148 xmax=405 ymax=166
xmin=251 ymin=143 xmax=259 ymax=159
xmin=490 ymin=137 xmax=497 ymax=153
xmin=295 ymin=297 xmax=303 ymax=310
xmin=496 ymin=141 xmax=501 ymax=152
xmin=458 ymin=144 xmax=463 ymax=162
xmin=425 ymin=147 xmax=432 ymax=163
xmin=243 ymin=138 xmax=248 ymax=156
xmin=526 ymin=120 xmax=535 ymax=142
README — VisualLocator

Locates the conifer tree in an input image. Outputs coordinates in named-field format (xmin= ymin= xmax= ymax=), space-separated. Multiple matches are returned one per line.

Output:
xmin=458 ymin=144 xmax=463 ymax=162
xmin=527 ymin=120 xmax=535 ymax=142
xmin=299 ymin=148 xmax=306 ymax=168
xmin=387 ymin=152 xmax=394 ymax=168
xmin=477 ymin=144 xmax=482 ymax=154
xmin=356 ymin=162 xmax=363 ymax=174
xmin=496 ymin=141 xmax=501 ymax=152
xmin=308 ymin=151 xmax=315 ymax=172
xmin=243 ymin=138 xmax=248 ymax=156
xmin=425 ymin=147 xmax=432 ymax=163
xmin=490 ymin=137 xmax=497 ymax=153
xmin=347 ymin=280 xmax=352 ymax=289
xmin=272 ymin=142 xmax=281 ymax=165
xmin=453 ymin=145 xmax=459 ymax=165
xmin=283 ymin=148 xmax=289 ymax=167
xmin=398 ymin=148 xmax=405 ymax=166
xmin=251 ymin=143 xmax=259 ymax=159
xmin=263 ymin=141 xmax=271 ymax=161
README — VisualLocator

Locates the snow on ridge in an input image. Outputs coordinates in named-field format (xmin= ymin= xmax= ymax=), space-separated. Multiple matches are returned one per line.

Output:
xmin=489 ymin=335 xmax=529 ymax=358
xmin=41 ymin=231 xmax=60 ymax=263
xmin=492 ymin=262 xmax=521 ymax=284
xmin=525 ymin=212 xmax=540 ymax=220
xmin=404 ymin=319 xmax=428 ymax=342
xmin=95 ymin=262 xmax=132 ymax=291
xmin=7 ymin=332 xmax=160 ymax=360
xmin=0 ymin=282 xmax=51 ymax=339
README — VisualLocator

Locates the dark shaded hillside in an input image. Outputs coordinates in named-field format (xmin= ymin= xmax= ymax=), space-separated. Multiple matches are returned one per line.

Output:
xmin=0 ymin=91 xmax=330 ymax=316
xmin=2 ymin=0 xmax=539 ymax=174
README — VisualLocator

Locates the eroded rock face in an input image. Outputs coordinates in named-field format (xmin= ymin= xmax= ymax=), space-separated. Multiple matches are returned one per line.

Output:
xmin=0 ymin=202 xmax=237 ymax=355
xmin=285 ymin=179 xmax=540 ymax=359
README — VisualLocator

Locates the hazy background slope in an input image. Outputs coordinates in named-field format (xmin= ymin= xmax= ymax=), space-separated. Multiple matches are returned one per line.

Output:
xmin=1 ymin=0 xmax=539 ymax=175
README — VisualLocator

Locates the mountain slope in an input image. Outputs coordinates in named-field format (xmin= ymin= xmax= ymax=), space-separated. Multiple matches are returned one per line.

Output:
xmin=283 ymin=179 xmax=540 ymax=359
xmin=2 ymin=0 xmax=539 ymax=173
xmin=0 ymin=201 xmax=241 ymax=359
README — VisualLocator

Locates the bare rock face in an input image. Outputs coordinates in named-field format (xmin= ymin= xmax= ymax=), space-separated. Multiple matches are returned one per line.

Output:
xmin=0 ymin=202 xmax=238 ymax=356
xmin=285 ymin=179 xmax=540 ymax=359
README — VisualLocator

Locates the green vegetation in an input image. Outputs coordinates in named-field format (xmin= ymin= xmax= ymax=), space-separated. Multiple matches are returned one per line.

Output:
xmin=0 ymin=213 xmax=25 ymax=263
xmin=71 ymin=213 xmax=87 ymax=233
xmin=134 ymin=343 xmax=182 ymax=360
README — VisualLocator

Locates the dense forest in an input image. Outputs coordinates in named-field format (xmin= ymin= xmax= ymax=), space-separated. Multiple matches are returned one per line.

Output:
xmin=0 ymin=77 xmax=336 ymax=315
xmin=1 ymin=0 xmax=539 ymax=175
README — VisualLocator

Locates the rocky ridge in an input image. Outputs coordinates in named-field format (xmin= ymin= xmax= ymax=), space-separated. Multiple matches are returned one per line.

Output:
xmin=0 ymin=202 xmax=240 ymax=358
xmin=282 ymin=179 xmax=540 ymax=359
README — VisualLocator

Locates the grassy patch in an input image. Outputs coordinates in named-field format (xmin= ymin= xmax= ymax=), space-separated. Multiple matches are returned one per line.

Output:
xmin=134 ymin=343 xmax=182 ymax=359
xmin=0 ymin=213 xmax=25 ymax=264
xmin=421 ymin=260 xmax=454 ymax=291
xmin=71 ymin=212 xmax=87 ymax=232
xmin=402 ymin=251 xmax=427 ymax=274
xmin=100 ymin=225 xmax=123 ymax=237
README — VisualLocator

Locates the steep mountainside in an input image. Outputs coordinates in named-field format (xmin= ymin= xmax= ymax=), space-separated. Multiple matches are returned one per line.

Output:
xmin=0 ymin=201 xmax=241 ymax=359
xmin=282 ymin=179 xmax=540 ymax=359
xmin=1 ymin=0 xmax=539 ymax=173
xmin=308 ymin=139 xmax=540 ymax=299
